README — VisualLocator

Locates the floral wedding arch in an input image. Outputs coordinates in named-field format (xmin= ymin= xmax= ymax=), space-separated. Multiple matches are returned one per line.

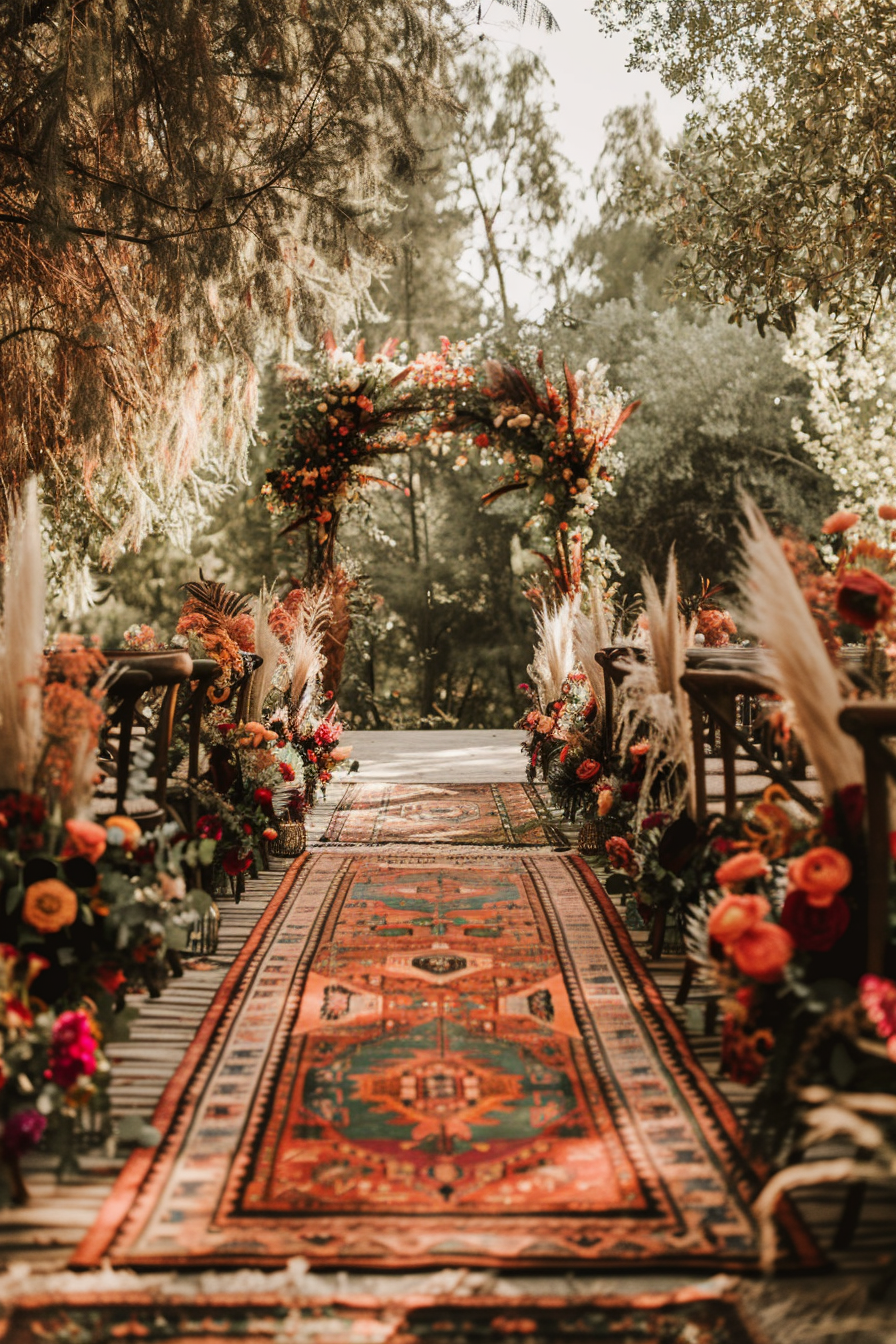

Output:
xmin=262 ymin=334 xmax=639 ymax=580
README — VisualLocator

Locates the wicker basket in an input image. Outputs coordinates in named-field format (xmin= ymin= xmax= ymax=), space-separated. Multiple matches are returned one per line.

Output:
xmin=577 ymin=820 xmax=603 ymax=856
xmin=577 ymin=814 xmax=626 ymax=856
xmin=271 ymin=815 xmax=307 ymax=858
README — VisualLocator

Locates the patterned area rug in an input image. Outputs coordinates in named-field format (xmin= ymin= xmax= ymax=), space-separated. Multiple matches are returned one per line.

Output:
xmin=73 ymin=851 xmax=820 ymax=1272
xmin=0 ymin=1292 xmax=767 ymax=1343
xmin=320 ymin=783 xmax=568 ymax=848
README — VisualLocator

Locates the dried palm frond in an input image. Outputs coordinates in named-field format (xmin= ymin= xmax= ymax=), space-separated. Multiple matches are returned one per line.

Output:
xmin=738 ymin=499 xmax=862 ymax=800
xmin=618 ymin=550 xmax=695 ymax=826
xmin=180 ymin=574 xmax=253 ymax=622
xmin=529 ymin=596 xmax=577 ymax=710
xmin=320 ymin=567 xmax=355 ymax=697
xmin=247 ymin=581 xmax=282 ymax=722
xmin=0 ymin=479 xmax=46 ymax=791
xmin=288 ymin=586 xmax=332 ymax=723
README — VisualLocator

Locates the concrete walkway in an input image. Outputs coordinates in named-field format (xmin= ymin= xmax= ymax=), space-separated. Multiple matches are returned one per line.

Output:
xmin=343 ymin=729 xmax=525 ymax=783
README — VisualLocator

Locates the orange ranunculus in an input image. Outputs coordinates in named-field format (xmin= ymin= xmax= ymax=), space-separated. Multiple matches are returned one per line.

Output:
xmin=629 ymin=739 xmax=650 ymax=758
xmin=576 ymin=759 xmax=601 ymax=782
xmin=787 ymin=846 xmax=852 ymax=908
xmin=714 ymin=850 xmax=769 ymax=887
xmin=61 ymin=818 xmax=107 ymax=864
xmin=105 ymin=815 xmax=142 ymax=851
xmin=707 ymin=893 xmax=770 ymax=948
xmin=22 ymin=879 xmax=79 ymax=934
xmin=836 ymin=567 xmax=896 ymax=631
xmin=730 ymin=923 xmax=794 ymax=983
xmin=821 ymin=509 xmax=860 ymax=534
xmin=879 ymin=503 xmax=896 ymax=522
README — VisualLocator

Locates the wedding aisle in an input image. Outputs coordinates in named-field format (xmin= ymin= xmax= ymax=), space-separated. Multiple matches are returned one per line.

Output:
xmin=1 ymin=737 xmax=891 ymax=1343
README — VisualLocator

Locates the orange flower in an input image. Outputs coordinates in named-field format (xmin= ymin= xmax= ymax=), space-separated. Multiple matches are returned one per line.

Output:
xmin=262 ymin=827 xmax=278 ymax=841
xmin=787 ymin=846 xmax=852 ymax=909
xmin=879 ymin=503 xmax=896 ymax=522
xmin=575 ymin=759 xmax=601 ymax=782
xmin=61 ymin=818 xmax=107 ymax=864
xmin=629 ymin=739 xmax=650 ymax=758
xmin=707 ymin=893 xmax=770 ymax=948
xmin=22 ymin=879 xmax=78 ymax=934
xmin=730 ymin=923 xmax=794 ymax=983
xmin=836 ymin=567 xmax=895 ymax=631
xmin=821 ymin=509 xmax=860 ymax=534
xmin=714 ymin=851 xmax=769 ymax=887
xmin=597 ymin=787 xmax=614 ymax=817
xmin=105 ymin=815 xmax=142 ymax=851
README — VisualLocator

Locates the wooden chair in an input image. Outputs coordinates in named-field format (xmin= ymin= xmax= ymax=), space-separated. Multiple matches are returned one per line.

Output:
xmin=97 ymin=650 xmax=194 ymax=821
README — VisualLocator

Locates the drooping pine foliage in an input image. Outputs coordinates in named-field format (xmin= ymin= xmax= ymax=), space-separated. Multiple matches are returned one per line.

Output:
xmin=0 ymin=0 xmax=452 ymax=595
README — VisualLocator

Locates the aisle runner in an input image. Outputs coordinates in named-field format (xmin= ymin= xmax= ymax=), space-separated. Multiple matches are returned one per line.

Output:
xmin=2 ymin=1291 xmax=767 ymax=1343
xmin=74 ymin=851 xmax=820 ymax=1271
xmin=321 ymin=782 xmax=568 ymax=848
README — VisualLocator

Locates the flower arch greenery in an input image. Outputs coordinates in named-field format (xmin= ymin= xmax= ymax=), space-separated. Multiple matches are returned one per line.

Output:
xmin=262 ymin=334 xmax=639 ymax=582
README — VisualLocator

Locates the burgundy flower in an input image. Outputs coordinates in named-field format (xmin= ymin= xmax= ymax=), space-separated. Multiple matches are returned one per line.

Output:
xmin=641 ymin=810 xmax=670 ymax=831
xmin=196 ymin=814 xmax=223 ymax=842
xmin=1 ymin=1108 xmax=47 ymax=1158
xmin=620 ymin=780 xmax=641 ymax=801
xmin=780 ymin=888 xmax=850 ymax=952
xmin=222 ymin=849 xmax=253 ymax=876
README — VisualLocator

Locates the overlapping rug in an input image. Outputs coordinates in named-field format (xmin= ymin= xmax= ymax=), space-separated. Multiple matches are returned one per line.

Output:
xmin=74 ymin=849 xmax=820 ymax=1272
xmin=0 ymin=1290 xmax=767 ymax=1343
xmin=321 ymin=782 xmax=568 ymax=848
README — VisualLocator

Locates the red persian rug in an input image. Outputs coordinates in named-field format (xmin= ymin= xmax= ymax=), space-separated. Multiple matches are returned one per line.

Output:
xmin=73 ymin=851 xmax=821 ymax=1272
xmin=321 ymin=782 xmax=568 ymax=848
xmin=0 ymin=1289 xmax=767 ymax=1343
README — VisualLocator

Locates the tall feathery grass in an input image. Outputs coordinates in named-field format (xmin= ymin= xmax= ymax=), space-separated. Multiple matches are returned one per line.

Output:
xmin=247 ymin=580 xmax=282 ymax=723
xmin=530 ymin=595 xmax=577 ymax=710
xmin=0 ymin=480 xmax=45 ymax=791
xmin=288 ymin=586 xmax=332 ymax=725
xmin=573 ymin=580 xmax=612 ymax=731
xmin=618 ymin=550 xmax=695 ymax=826
xmin=737 ymin=499 xmax=862 ymax=800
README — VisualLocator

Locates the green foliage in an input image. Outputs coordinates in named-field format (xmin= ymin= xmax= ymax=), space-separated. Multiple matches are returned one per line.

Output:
xmin=591 ymin=1 xmax=896 ymax=336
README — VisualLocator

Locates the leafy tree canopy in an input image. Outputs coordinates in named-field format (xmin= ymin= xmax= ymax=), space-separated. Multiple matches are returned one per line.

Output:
xmin=591 ymin=0 xmax=896 ymax=339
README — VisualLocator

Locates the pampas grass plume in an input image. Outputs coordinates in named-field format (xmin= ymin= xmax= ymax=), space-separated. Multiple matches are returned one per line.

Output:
xmin=0 ymin=480 xmax=46 ymax=791
xmin=738 ymin=499 xmax=862 ymax=800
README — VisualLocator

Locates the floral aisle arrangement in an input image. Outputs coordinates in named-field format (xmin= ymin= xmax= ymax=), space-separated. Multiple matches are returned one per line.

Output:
xmin=0 ymin=487 xmax=213 ymax=1202
xmin=679 ymin=579 xmax=738 ymax=648
xmin=174 ymin=578 xmax=256 ymax=697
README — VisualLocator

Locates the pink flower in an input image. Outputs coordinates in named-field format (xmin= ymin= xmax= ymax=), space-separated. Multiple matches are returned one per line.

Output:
xmin=859 ymin=974 xmax=896 ymax=1059
xmin=48 ymin=1009 xmax=98 ymax=1090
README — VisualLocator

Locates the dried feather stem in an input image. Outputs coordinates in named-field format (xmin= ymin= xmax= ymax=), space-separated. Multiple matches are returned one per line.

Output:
xmin=738 ymin=498 xmax=862 ymax=800
xmin=0 ymin=479 xmax=46 ymax=791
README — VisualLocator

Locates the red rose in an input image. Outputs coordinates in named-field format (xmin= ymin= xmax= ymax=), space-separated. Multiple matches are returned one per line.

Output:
xmin=641 ymin=810 xmax=669 ymax=831
xmin=780 ymin=888 xmax=851 ymax=952
xmin=278 ymin=762 xmax=296 ymax=782
xmin=253 ymin=786 xmax=274 ymax=812
xmin=222 ymin=849 xmax=253 ymax=876
xmin=835 ymin=568 xmax=895 ymax=631
xmin=575 ymin=758 xmax=601 ymax=781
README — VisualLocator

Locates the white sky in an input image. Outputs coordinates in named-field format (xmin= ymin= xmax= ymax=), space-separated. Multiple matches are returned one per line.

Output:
xmin=466 ymin=1 xmax=691 ymax=178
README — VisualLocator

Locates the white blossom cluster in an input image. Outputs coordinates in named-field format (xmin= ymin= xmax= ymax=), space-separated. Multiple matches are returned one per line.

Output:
xmin=786 ymin=310 xmax=896 ymax=541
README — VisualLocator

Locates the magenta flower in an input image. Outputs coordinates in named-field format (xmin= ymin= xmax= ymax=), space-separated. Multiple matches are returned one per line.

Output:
xmin=48 ymin=1009 xmax=98 ymax=1090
